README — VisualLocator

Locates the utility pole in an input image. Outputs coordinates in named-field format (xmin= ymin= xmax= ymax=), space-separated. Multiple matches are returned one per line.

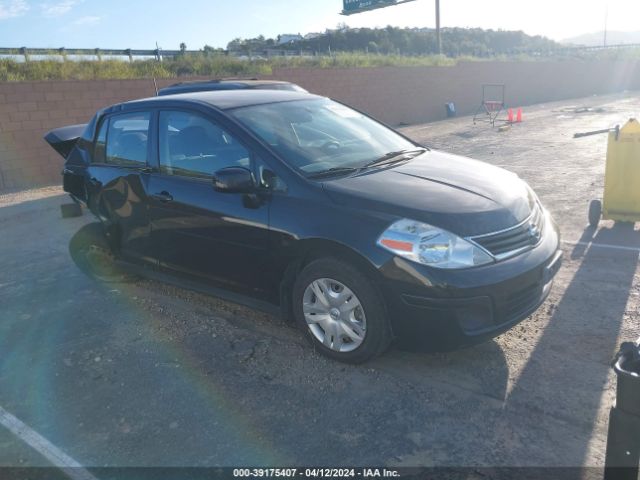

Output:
xmin=435 ymin=0 xmax=442 ymax=55
xmin=603 ymin=1 xmax=609 ymax=47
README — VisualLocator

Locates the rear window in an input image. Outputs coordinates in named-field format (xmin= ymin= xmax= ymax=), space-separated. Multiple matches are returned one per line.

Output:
xmin=93 ymin=118 xmax=108 ymax=163
xmin=104 ymin=112 xmax=151 ymax=167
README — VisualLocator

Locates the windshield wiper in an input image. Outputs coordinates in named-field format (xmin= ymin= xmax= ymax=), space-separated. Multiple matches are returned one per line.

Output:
xmin=307 ymin=148 xmax=426 ymax=179
xmin=307 ymin=166 xmax=359 ymax=179
xmin=362 ymin=148 xmax=427 ymax=169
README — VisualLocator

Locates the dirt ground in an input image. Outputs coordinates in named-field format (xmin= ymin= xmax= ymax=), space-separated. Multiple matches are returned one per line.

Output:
xmin=0 ymin=92 xmax=638 ymax=472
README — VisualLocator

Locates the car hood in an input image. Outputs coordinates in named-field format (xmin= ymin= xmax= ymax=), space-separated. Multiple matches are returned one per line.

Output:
xmin=322 ymin=150 xmax=534 ymax=237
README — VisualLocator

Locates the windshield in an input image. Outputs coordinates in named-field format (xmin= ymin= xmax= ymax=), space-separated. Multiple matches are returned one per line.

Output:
xmin=229 ymin=98 xmax=417 ymax=176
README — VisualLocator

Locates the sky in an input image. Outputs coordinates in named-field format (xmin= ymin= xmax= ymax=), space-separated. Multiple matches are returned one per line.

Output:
xmin=0 ymin=0 xmax=638 ymax=50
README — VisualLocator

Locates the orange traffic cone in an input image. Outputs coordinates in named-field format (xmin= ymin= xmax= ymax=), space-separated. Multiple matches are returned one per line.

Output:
xmin=516 ymin=108 xmax=523 ymax=123
xmin=507 ymin=108 xmax=514 ymax=123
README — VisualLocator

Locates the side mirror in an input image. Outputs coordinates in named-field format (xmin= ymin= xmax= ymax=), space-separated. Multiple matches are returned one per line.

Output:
xmin=212 ymin=167 xmax=255 ymax=194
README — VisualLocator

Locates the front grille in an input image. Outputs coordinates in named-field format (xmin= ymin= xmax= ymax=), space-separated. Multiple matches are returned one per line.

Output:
xmin=470 ymin=203 xmax=544 ymax=259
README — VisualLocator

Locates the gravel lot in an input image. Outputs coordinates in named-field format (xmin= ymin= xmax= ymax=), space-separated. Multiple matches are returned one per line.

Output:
xmin=0 ymin=93 xmax=638 ymax=471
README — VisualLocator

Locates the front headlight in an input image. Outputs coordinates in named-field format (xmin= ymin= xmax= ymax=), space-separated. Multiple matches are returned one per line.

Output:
xmin=377 ymin=219 xmax=494 ymax=269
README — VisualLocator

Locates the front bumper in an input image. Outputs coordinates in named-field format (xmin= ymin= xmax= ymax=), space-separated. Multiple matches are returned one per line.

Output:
xmin=378 ymin=214 xmax=562 ymax=350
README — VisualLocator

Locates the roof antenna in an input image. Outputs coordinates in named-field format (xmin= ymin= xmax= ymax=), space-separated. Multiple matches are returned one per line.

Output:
xmin=153 ymin=77 xmax=159 ymax=96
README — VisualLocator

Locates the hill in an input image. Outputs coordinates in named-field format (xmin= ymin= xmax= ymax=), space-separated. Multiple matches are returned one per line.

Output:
xmin=562 ymin=30 xmax=640 ymax=46
xmin=228 ymin=26 xmax=560 ymax=56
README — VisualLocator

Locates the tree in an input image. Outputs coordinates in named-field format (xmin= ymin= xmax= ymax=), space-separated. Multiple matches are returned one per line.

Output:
xmin=179 ymin=42 xmax=187 ymax=55
xmin=202 ymin=44 xmax=224 ymax=57
xmin=225 ymin=26 xmax=560 ymax=57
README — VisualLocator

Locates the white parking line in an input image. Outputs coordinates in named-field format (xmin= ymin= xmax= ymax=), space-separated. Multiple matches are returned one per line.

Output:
xmin=563 ymin=239 xmax=640 ymax=253
xmin=0 ymin=405 xmax=98 ymax=480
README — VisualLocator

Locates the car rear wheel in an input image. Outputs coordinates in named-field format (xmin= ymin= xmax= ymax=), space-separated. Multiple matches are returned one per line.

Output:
xmin=69 ymin=223 xmax=136 ymax=283
xmin=292 ymin=258 xmax=391 ymax=363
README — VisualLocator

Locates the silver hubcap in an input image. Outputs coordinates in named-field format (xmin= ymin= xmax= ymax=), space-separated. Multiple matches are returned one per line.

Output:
xmin=302 ymin=278 xmax=366 ymax=353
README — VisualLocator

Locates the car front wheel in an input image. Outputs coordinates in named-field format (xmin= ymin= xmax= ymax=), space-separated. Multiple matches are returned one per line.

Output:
xmin=292 ymin=258 xmax=391 ymax=363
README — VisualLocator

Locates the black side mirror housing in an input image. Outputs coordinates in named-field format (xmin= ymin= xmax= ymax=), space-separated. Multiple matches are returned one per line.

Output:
xmin=212 ymin=167 xmax=255 ymax=194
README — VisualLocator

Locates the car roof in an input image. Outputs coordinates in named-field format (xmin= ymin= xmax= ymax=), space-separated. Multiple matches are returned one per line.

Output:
xmin=156 ymin=79 xmax=307 ymax=96
xmin=119 ymin=89 xmax=323 ymax=112
xmin=165 ymin=79 xmax=296 ymax=88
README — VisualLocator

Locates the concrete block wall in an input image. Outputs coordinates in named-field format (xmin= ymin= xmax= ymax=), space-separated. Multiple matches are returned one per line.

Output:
xmin=0 ymin=60 xmax=639 ymax=190
xmin=0 ymin=78 xmax=175 ymax=189
xmin=275 ymin=60 xmax=640 ymax=125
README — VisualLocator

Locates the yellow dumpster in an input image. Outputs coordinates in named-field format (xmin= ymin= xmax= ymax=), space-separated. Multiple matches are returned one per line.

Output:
xmin=589 ymin=118 xmax=640 ymax=227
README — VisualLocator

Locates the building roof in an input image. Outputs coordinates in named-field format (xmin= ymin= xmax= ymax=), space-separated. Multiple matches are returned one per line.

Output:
xmin=277 ymin=34 xmax=303 ymax=45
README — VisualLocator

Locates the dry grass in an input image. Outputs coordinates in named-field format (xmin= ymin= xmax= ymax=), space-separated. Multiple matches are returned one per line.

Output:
xmin=1 ymin=48 xmax=638 ymax=82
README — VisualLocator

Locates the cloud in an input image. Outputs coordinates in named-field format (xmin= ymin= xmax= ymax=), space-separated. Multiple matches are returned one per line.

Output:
xmin=72 ymin=14 xmax=98 ymax=25
xmin=40 ymin=0 xmax=82 ymax=16
xmin=0 ymin=0 xmax=29 ymax=19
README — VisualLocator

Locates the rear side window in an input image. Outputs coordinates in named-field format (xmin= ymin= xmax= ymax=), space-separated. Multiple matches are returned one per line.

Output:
xmin=158 ymin=110 xmax=250 ymax=179
xmin=93 ymin=118 xmax=108 ymax=163
xmin=105 ymin=112 xmax=150 ymax=167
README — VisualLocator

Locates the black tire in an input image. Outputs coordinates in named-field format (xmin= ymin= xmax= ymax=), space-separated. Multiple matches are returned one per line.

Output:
xmin=68 ymin=223 xmax=136 ymax=283
xmin=60 ymin=203 xmax=83 ymax=218
xmin=588 ymin=199 xmax=602 ymax=228
xmin=292 ymin=257 xmax=391 ymax=363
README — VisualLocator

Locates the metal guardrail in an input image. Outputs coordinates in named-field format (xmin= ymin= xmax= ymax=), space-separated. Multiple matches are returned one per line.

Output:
xmin=0 ymin=47 xmax=178 ymax=60
xmin=0 ymin=43 xmax=638 ymax=61
xmin=506 ymin=42 xmax=640 ymax=55
xmin=0 ymin=47 xmax=318 ymax=61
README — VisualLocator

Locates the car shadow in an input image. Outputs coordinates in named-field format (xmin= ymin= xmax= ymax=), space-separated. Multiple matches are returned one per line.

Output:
xmin=499 ymin=222 xmax=640 ymax=468
xmin=68 ymin=218 xmax=510 ymax=466
xmin=51 ymin=214 xmax=639 ymax=467
xmin=374 ymin=339 xmax=510 ymax=402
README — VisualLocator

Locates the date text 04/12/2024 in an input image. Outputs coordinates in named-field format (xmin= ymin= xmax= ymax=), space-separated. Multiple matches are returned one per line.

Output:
xmin=232 ymin=468 xmax=401 ymax=478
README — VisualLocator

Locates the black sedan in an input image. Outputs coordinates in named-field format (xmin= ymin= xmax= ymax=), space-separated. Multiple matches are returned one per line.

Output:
xmin=45 ymin=90 xmax=562 ymax=363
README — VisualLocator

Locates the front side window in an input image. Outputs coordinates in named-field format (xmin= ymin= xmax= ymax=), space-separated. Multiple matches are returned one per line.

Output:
xmin=159 ymin=110 xmax=250 ymax=179
xmin=229 ymin=99 xmax=416 ymax=176
xmin=105 ymin=112 xmax=150 ymax=167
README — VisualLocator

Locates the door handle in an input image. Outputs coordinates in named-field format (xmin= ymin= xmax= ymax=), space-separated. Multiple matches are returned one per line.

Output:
xmin=151 ymin=191 xmax=173 ymax=203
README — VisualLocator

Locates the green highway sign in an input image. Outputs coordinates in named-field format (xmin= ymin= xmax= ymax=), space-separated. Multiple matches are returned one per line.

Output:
xmin=342 ymin=0 xmax=416 ymax=15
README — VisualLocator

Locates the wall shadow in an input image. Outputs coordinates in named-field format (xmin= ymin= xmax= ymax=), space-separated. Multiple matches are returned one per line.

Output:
xmin=500 ymin=223 xmax=640 ymax=469
xmin=377 ymin=339 xmax=510 ymax=402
